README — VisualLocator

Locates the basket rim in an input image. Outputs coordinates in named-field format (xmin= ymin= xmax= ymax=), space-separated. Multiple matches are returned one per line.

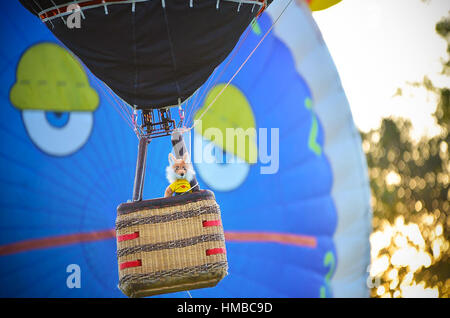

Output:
xmin=117 ymin=189 xmax=215 ymax=215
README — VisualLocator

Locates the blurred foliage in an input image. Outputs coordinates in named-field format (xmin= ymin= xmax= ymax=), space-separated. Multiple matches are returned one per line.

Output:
xmin=361 ymin=14 xmax=449 ymax=297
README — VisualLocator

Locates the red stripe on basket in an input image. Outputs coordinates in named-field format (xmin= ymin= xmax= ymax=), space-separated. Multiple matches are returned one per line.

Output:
xmin=202 ymin=220 xmax=221 ymax=227
xmin=206 ymin=248 xmax=226 ymax=256
xmin=119 ymin=259 xmax=142 ymax=270
xmin=117 ymin=231 xmax=139 ymax=242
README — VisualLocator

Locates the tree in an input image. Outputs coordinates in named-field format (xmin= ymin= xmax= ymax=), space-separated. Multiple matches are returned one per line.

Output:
xmin=362 ymin=14 xmax=449 ymax=298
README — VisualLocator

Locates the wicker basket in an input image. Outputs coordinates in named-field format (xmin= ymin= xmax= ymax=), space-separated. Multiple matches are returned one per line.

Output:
xmin=115 ymin=190 xmax=228 ymax=297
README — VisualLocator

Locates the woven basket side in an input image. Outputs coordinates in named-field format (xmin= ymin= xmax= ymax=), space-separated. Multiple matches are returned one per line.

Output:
xmin=116 ymin=213 xmax=220 ymax=252
xmin=118 ymin=240 xmax=227 ymax=277
xmin=116 ymin=192 xmax=227 ymax=298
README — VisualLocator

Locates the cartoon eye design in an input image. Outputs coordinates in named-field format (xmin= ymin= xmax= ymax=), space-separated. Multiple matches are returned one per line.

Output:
xmin=44 ymin=111 xmax=70 ymax=128
xmin=193 ymin=133 xmax=250 ymax=192
xmin=22 ymin=110 xmax=94 ymax=156
xmin=9 ymin=42 xmax=99 ymax=157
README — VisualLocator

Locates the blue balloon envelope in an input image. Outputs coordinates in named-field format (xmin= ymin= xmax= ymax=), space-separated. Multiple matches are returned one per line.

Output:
xmin=0 ymin=0 xmax=371 ymax=297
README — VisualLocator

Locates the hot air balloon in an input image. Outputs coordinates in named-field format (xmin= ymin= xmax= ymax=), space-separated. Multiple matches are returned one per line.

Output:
xmin=0 ymin=0 xmax=371 ymax=297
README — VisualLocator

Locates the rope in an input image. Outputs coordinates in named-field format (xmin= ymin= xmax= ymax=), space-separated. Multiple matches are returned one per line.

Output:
xmin=80 ymin=1 xmax=293 ymax=140
xmin=31 ymin=0 xmax=54 ymax=28
xmin=188 ymin=0 xmax=293 ymax=131
xmin=185 ymin=24 xmax=254 ymax=127
xmin=183 ymin=87 xmax=201 ymax=127
xmin=49 ymin=0 xmax=66 ymax=24
xmin=92 ymin=76 xmax=141 ymax=136
xmin=98 ymin=79 xmax=145 ymax=137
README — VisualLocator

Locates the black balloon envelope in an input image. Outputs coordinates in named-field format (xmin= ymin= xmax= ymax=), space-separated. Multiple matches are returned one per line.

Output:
xmin=19 ymin=0 xmax=269 ymax=109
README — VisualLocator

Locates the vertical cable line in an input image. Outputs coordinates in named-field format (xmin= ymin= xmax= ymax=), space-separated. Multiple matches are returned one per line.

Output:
xmin=131 ymin=2 xmax=140 ymax=110
xmin=162 ymin=4 xmax=182 ymax=104
xmin=189 ymin=0 xmax=293 ymax=130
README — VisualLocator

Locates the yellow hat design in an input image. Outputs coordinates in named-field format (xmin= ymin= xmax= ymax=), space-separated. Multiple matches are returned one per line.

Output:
xmin=194 ymin=84 xmax=258 ymax=164
xmin=10 ymin=42 xmax=99 ymax=112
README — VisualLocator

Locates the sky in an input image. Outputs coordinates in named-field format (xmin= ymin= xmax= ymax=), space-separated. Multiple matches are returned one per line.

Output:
xmin=312 ymin=0 xmax=450 ymax=140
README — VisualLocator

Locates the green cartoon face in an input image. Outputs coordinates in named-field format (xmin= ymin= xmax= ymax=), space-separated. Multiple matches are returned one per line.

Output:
xmin=10 ymin=43 xmax=99 ymax=156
